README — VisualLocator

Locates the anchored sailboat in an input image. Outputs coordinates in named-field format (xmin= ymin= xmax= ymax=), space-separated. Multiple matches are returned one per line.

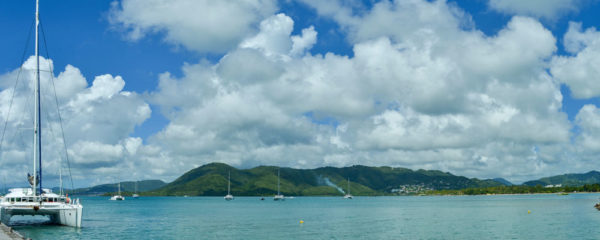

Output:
xmin=344 ymin=178 xmax=353 ymax=199
xmin=274 ymin=168 xmax=284 ymax=201
xmin=224 ymin=171 xmax=233 ymax=201
xmin=110 ymin=182 xmax=125 ymax=201
xmin=0 ymin=0 xmax=82 ymax=227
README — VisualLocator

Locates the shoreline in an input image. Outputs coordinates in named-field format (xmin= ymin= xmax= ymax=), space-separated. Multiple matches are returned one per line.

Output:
xmin=0 ymin=223 xmax=26 ymax=240
xmin=78 ymin=191 xmax=600 ymax=198
xmin=424 ymin=191 xmax=600 ymax=196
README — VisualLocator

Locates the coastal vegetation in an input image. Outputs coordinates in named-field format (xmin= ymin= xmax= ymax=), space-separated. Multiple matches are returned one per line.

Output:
xmin=426 ymin=184 xmax=600 ymax=195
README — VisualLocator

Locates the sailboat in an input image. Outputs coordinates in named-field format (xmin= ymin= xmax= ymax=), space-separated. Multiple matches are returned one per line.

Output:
xmin=0 ymin=0 xmax=83 ymax=227
xmin=273 ymin=168 xmax=284 ymax=201
xmin=110 ymin=182 xmax=125 ymax=201
xmin=132 ymin=181 xmax=139 ymax=198
xmin=224 ymin=171 xmax=234 ymax=201
xmin=344 ymin=177 xmax=353 ymax=199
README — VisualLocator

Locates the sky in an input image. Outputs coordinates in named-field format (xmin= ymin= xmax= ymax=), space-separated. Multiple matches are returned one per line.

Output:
xmin=1 ymin=0 xmax=600 ymax=187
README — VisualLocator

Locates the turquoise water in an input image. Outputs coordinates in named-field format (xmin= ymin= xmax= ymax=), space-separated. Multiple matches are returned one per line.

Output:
xmin=12 ymin=194 xmax=600 ymax=239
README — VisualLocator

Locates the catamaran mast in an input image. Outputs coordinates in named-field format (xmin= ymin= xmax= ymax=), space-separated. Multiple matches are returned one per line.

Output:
xmin=277 ymin=169 xmax=280 ymax=195
xmin=33 ymin=0 xmax=43 ymax=196
xmin=59 ymin=167 xmax=63 ymax=196
xmin=227 ymin=171 xmax=231 ymax=195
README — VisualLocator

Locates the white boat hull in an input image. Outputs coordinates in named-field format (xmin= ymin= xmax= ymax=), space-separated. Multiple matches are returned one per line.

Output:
xmin=224 ymin=194 xmax=234 ymax=201
xmin=273 ymin=195 xmax=285 ymax=201
xmin=0 ymin=203 xmax=83 ymax=228
xmin=110 ymin=195 xmax=125 ymax=201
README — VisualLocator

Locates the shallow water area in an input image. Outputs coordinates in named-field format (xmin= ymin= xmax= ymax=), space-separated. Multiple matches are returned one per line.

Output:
xmin=13 ymin=193 xmax=600 ymax=239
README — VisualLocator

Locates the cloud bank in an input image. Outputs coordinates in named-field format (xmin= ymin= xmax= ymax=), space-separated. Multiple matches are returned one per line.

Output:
xmin=135 ymin=0 xmax=575 ymax=183
xmin=3 ymin=0 xmax=600 ymax=186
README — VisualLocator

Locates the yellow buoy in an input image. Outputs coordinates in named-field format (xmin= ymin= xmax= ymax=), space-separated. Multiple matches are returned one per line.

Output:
xmin=300 ymin=220 xmax=304 ymax=224
xmin=527 ymin=210 xmax=531 ymax=214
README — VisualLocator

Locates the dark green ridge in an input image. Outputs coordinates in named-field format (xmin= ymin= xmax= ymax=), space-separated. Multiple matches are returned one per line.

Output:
xmin=60 ymin=163 xmax=600 ymax=196
xmin=492 ymin=178 xmax=513 ymax=186
xmin=143 ymin=162 xmax=505 ymax=196
xmin=522 ymin=171 xmax=600 ymax=187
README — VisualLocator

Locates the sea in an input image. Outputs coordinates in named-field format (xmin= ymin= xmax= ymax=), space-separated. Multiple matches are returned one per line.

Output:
xmin=11 ymin=193 xmax=600 ymax=239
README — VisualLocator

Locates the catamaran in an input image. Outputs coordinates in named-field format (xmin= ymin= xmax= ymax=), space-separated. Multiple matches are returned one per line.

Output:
xmin=224 ymin=171 xmax=234 ymax=201
xmin=274 ymin=169 xmax=284 ymax=201
xmin=110 ymin=182 xmax=125 ymax=201
xmin=344 ymin=177 xmax=353 ymax=199
xmin=0 ymin=0 xmax=82 ymax=227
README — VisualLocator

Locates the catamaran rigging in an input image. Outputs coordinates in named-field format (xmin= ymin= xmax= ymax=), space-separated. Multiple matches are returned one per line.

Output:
xmin=0 ymin=0 xmax=82 ymax=227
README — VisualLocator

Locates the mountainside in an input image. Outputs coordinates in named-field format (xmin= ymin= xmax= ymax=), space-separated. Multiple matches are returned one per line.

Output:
xmin=70 ymin=180 xmax=167 ymax=195
xmin=492 ymin=178 xmax=513 ymax=186
xmin=523 ymin=171 xmax=600 ymax=187
xmin=147 ymin=163 xmax=505 ymax=196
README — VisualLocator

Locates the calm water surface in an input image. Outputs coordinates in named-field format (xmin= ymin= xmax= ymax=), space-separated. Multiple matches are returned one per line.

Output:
xmin=13 ymin=194 xmax=600 ymax=239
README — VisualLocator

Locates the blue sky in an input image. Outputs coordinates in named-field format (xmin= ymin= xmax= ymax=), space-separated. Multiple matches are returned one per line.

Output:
xmin=1 ymin=0 xmax=600 ymax=186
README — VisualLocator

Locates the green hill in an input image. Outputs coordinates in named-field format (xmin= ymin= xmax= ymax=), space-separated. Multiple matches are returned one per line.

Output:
xmin=146 ymin=163 xmax=504 ymax=196
xmin=522 ymin=171 xmax=600 ymax=187
xmin=492 ymin=178 xmax=513 ymax=186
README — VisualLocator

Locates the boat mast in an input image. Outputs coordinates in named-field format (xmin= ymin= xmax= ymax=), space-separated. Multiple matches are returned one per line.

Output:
xmin=59 ymin=167 xmax=63 ymax=196
xmin=347 ymin=177 xmax=350 ymax=195
xmin=277 ymin=168 xmax=280 ymax=195
xmin=33 ymin=0 xmax=43 ymax=197
xmin=227 ymin=171 xmax=231 ymax=195
xmin=118 ymin=182 xmax=121 ymax=195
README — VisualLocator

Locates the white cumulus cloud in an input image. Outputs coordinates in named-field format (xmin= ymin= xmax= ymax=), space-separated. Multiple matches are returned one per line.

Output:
xmin=0 ymin=56 xmax=150 ymax=187
xmin=109 ymin=0 xmax=278 ymax=53
xmin=141 ymin=1 xmax=572 ymax=183
xmin=551 ymin=22 xmax=600 ymax=99
xmin=488 ymin=0 xmax=586 ymax=20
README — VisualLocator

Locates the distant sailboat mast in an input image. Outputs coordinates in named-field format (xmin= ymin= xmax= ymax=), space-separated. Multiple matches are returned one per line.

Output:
xmin=347 ymin=177 xmax=350 ymax=195
xmin=273 ymin=168 xmax=284 ymax=200
xmin=344 ymin=177 xmax=353 ymax=199
xmin=224 ymin=170 xmax=234 ymax=200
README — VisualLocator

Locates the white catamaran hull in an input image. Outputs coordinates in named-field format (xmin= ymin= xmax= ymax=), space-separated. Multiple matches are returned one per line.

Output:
xmin=0 ymin=203 xmax=82 ymax=227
